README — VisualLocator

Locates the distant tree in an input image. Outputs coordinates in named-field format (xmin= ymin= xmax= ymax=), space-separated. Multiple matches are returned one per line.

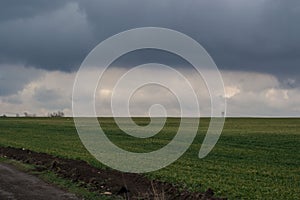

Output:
xmin=57 ymin=111 xmax=64 ymax=117
xmin=221 ymin=111 xmax=225 ymax=117
xmin=24 ymin=112 xmax=36 ymax=117
xmin=48 ymin=111 xmax=64 ymax=118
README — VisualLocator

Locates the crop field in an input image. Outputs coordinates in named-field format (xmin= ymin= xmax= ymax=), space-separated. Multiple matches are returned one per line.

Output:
xmin=0 ymin=117 xmax=299 ymax=199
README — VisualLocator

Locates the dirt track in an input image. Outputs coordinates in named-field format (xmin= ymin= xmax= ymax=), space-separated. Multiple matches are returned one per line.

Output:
xmin=0 ymin=163 xmax=80 ymax=200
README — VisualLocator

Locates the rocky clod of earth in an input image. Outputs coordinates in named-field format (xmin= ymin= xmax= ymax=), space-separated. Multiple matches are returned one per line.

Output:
xmin=0 ymin=146 xmax=227 ymax=200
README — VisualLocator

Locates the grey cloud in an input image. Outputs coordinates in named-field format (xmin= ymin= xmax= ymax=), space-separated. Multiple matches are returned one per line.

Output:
xmin=78 ymin=0 xmax=300 ymax=73
xmin=0 ymin=65 xmax=43 ymax=96
xmin=0 ymin=2 xmax=94 ymax=71
xmin=1 ymin=95 xmax=22 ymax=105
xmin=1 ymin=66 xmax=300 ymax=117
xmin=0 ymin=0 xmax=299 ymax=80
xmin=33 ymin=87 xmax=61 ymax=103
xmin=0 ymin=0 xmax=72 ymax=21
xmin=33 ymin=86 xmax=71 ymax=110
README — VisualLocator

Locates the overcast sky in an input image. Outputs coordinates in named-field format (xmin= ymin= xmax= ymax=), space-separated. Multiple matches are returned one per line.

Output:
xmin=0 ymin=0 xmax=299 ymax=117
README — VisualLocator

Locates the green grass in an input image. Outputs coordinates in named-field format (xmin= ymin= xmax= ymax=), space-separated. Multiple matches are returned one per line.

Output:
xmin=38 ymin=171 xmax=117 ymax=200
xmin=0 ymin=117 xmax=299 ymax=199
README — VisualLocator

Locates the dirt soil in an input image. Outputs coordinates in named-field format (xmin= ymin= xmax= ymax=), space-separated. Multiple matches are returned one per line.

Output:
xmin=0 ymin=162 xmax=80 ymax=200
xmin=0 ymin=146 xmax=226 ymax=200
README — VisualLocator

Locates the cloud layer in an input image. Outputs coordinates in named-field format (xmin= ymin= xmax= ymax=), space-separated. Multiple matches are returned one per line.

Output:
xmin=0 ymin=1 xmax=300 ymax=79
xmin=1 ymin=66 xmax=299 ymax=117
xmin=0 ymin=1 xmax=299 ymax=116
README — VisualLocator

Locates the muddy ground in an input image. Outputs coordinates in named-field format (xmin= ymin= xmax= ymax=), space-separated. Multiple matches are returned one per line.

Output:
xmin=0 ymin=146 xmax=226 ymax=200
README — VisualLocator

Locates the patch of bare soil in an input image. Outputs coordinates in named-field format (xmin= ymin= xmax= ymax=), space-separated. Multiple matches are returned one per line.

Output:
xmin=0 ymin=146 xmax=226 ymax=200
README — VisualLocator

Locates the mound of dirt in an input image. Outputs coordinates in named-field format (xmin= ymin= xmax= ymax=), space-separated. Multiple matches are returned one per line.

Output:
xmin=0 ymin=146 xmax=226 ymax=200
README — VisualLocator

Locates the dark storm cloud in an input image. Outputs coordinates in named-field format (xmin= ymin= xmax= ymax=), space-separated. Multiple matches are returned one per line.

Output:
xmin=0 ymin=1 xmax=94 ymax=71
xmin=0 ymin=0 xmax=299 ymax=79
xmin=0 ymin=0 xmax=72 ymax=21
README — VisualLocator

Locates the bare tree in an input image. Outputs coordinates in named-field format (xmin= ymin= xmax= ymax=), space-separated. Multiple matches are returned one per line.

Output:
xmin=48 ymin=111 xmax=65 ymax=117
xmin=24 ymin=112 xmax=36 ymax=117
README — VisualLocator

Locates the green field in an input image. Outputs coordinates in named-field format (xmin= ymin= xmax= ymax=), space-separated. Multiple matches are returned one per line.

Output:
xmin=0 ymin=117 xmax=299 ymax=199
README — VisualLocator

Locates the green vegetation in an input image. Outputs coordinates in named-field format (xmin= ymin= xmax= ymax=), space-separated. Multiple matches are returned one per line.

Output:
xmin=38 ymin=171 xmax=116 ymax=200
xmin=0 ymin=117 xmax=299 ymax=199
